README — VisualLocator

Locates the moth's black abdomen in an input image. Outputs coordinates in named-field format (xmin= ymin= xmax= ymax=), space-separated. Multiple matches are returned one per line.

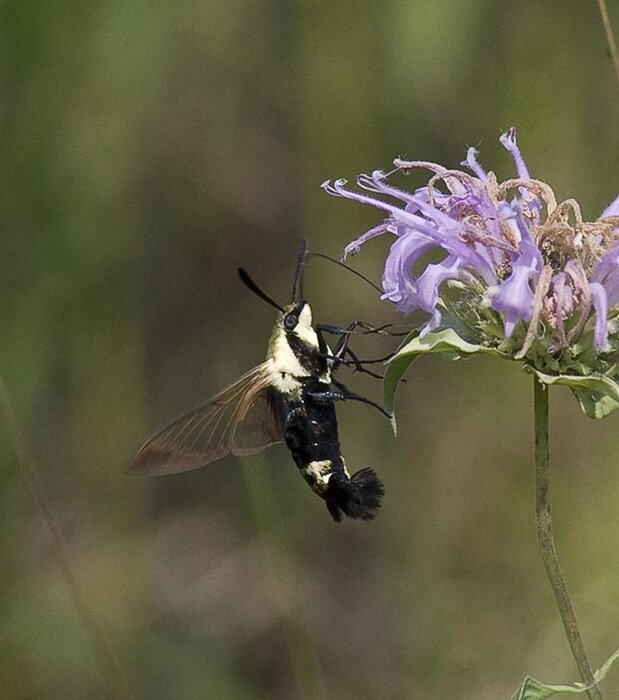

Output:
xmin=325 ymin=467 xmax=384 ymax=522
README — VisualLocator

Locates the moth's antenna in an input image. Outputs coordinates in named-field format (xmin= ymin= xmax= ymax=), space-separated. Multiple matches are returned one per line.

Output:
xmin=238 ymin=268 xmax=285 ymax=312
xmin=292 ymin=238 xmax=308 ymax=303
xmin=309 ymin=252 xmax=383 ymax=294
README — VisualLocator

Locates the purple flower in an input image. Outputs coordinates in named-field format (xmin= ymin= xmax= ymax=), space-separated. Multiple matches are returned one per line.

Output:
xmin=323 ymin=129 xmax=619 ymax=363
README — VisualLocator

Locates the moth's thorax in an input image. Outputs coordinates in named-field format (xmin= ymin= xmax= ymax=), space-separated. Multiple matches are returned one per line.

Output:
xmin=266 ymin=301 xmax=331 ymax=393
xmin=267 ymin=328 xmax=307 ymax=393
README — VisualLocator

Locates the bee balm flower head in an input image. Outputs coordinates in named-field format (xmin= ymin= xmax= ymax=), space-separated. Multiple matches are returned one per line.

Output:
xmin=324 ymin=130 xmax=619 ymax=418
xmin=323 ymin=130 xmax=619 ymax=366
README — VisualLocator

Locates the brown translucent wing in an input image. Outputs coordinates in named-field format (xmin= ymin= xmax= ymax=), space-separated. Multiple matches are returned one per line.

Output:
xmin=131 ymin=363 xmax=284 ymax=475
xmin=231 ymin=385 xmax=285 ymax=456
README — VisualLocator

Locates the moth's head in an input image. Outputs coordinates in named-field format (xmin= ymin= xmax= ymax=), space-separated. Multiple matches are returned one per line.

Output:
xmin=281 ymin=301 xmax=317 ymax=347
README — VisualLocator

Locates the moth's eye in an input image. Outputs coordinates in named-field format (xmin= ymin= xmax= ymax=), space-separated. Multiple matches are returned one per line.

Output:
xmin=284 ymin=314 xmax=298 ymax=330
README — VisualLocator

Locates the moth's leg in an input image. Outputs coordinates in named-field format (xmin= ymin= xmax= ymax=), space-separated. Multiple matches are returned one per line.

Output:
xmin=342 ymin=347 xmax=384 ymax=380
xmin=317 ymin=321 xmax=407 ymax=361
xmin=318 ymin=321 xmax=384 ymax=359
xmin=306 ymin=383 xmax=391 ymax=419
xmin=316 ymin=322 xmax=406 ymax=387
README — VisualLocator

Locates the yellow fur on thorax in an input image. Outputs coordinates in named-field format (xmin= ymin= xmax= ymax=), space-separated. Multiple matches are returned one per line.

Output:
xmin=265 ymin=302 xmax=331 ymax=394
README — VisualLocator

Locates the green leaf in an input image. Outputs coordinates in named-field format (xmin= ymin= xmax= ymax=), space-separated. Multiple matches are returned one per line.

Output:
xmin=510 ymin=676 xmax=585 ymax=700
xmin=510 ymin=649 xmax=619 ymax=700
xmin=383 ymin=327 xmax=505 ymax=418
xmin=594 ymin=648 xmax=619 ymax=684
xmin=529 ymin=368 xmax=619 ymax=419
xmin=381 ymin=321 xmax=619 ymax=423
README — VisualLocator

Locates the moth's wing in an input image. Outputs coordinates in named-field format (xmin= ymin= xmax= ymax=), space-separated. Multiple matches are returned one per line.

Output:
xmin=231 ymin=385 xmax=285 ymax=456
xmin=131 ymin=363 xmax=284 ymax=475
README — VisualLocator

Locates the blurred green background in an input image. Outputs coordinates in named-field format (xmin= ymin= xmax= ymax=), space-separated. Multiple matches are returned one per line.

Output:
xmin=1 ymin=1 xmax=619 ymax=698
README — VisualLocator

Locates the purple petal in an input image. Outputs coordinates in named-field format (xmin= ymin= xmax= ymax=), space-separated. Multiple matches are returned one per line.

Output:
xmin=590 ymin=282 xmax=609 ymax=348
xmin=590 ymin=244 xmax=619 ymax=307
xmin=600 ymin=193 xmax=619 ymax=219
xmin=325 ymin=174 xmax=499 ymax=284
xmin=500 ymin=128 xmax=530 ymax=179
xmin=552 ymin=272 xmax=568 ymax=347
xmin=461 ymin=147 xmax=487 ymax=181
xmin=381 ymin=232 xmax=436 ymax=313
xmin=415 ymin=254 xmax=462 ymax=314
xmin=601 ymin=269 xmax=619 ymax=307
xmin=512 ymin=204 xmax=539 ymax=247
xmin=416 ymin=257 xmax=466 ymax=336
xmin=591 ymin=242 xmax=619 ymax=285
xmin=343 ymin=223 xmax=391 ymax=259
xmin=357 ymin=172 xmax=422 ymax=207
xmin=322 ymin=178 xmax=400 ymax=214
xmin=323 ymin=178 xmax=446 ymax=240
xmin=491 ymin=237 xmax=542 ymax=336
xmin=403 ymin=194 xmax=498 ymax=283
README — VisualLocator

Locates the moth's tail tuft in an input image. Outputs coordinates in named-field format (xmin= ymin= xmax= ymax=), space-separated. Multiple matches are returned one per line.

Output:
xmin=325 ymin=468 xmax=384 ymax=522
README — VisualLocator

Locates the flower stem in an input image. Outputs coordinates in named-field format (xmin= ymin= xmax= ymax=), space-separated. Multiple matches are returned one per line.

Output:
xmin=533 ymin=378 xmax=603 ymax=699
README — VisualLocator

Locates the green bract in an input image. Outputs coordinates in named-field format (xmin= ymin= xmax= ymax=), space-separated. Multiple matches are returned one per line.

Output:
xmin=384 ymin=323 xmax=619 ymax=424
